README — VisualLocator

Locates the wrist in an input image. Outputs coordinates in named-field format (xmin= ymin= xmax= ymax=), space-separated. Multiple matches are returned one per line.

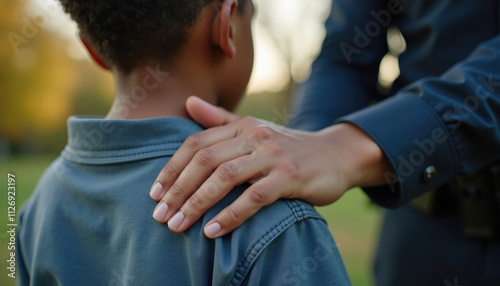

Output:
xmin=318 ymin=123 xmax=394 ymax=189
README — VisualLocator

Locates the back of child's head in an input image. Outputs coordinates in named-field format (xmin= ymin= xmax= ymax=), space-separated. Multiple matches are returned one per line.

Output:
xmin=59 ymin=0 xmax=246 ymax=73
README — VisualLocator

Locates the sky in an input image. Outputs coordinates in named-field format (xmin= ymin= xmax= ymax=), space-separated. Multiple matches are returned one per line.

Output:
xmin=29 ymin=0 xmax=332 ymax=93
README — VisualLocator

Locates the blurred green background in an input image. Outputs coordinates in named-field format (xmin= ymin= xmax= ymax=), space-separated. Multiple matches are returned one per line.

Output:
xmin=0 ymin=0 xmax=402 ymax=285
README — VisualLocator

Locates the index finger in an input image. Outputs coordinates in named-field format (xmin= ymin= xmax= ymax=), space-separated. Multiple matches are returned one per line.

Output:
xmin=186 ymin=96 xmax=241 ymax=128
xmin=203 ymin=172 xmax=286 ymax=238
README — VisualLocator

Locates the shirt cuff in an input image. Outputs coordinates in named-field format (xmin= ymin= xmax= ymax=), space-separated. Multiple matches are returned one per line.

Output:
xmin=336 ymin=93 xmax=460 ymax=208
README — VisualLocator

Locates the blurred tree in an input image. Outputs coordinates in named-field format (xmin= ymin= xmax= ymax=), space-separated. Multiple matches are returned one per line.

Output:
xmin=0 ymin=0 xmax=113 ymax=154
xmin=1 ymin=0 xmax=77 ymax=152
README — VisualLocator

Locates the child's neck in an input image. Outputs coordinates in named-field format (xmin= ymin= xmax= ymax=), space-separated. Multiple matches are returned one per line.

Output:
xmin=106 ymin=64 xmax=216 ymax=120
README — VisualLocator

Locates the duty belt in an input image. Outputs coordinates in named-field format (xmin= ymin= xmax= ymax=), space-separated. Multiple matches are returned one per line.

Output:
xmin=409 ymin=162 xmax=500 ymax=241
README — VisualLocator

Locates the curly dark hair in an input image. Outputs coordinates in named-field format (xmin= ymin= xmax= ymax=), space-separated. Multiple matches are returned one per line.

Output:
xmin=60 ymin=0 xmax=245 ymax=72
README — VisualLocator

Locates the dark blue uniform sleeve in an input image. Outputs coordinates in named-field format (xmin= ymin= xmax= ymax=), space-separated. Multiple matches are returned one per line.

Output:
xmin=290 ymin=0 xmax=390 ymax=131
xmin=339 ymin=34 xmax=500 ymax=208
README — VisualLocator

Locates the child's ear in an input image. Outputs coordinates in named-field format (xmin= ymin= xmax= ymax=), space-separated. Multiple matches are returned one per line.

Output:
xmin=212 ymin=0 xmax=238 ymax=59
xmin=79 ymin=34 xmax=110 ymax=70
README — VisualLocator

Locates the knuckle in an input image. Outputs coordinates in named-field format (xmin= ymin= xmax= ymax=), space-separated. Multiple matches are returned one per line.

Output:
xmin=253 ymin=125 xmax=274 ymax=142
xmin=194 ymin=148 xmax=215 ymax=167
xmin=185 ymin=134 xmax=203 ymax=150
xmin=226 ymin=207 xmax=241 ymax=223
xmin=162 ymin=163 xmax=177 ymax=177
xmin=188 ymin=193 xmax=206 ymax=211
xmin=247 ymin=185 xmax=268 ymax=205
xmin=217 ymin=162 xmax=240 ymax=183
xmin=168 ymin=182 xmax=185 ymax=196
xmin=205 ymin=183 xmax=219 ymax=199
xmin=280 ymin=161 xmax=300 ymax=180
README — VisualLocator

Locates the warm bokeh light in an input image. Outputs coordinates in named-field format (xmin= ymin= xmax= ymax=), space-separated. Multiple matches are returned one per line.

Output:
xmin=248 ymin=0 xmax=331 ymax=92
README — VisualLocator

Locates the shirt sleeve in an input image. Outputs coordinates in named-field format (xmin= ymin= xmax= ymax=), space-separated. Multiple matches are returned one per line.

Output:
xmin=290 ymin=0 xmax=390 ymax=131
xmin=338 ymin=33 xmax=500 ymax=208
xmin=241 ymin=218 xmax=351 ymax=286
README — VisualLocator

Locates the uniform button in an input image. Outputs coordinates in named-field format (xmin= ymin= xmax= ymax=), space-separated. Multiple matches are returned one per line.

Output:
xmin=422 ymin=166 xmax=437 ymax=183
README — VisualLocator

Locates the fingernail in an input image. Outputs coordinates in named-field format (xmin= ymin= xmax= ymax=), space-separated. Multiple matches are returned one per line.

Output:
xmin=205 ymin=222 xmax=222 ymax=238
xmin=153 ymin=202 xmax=169 ymax=222
xmin=168 ymin=212 xmax=184 ymax=231
xmin=150 ymin=182 xmax=163 ymax=200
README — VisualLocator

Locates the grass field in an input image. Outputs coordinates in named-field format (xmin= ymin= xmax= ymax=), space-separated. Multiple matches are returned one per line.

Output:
xmin=0 ymin=154 xmax=382 ymax=286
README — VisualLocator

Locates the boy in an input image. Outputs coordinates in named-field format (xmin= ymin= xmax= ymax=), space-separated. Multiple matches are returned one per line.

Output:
xmin=17 ymin=0 xmax=351 ymax=285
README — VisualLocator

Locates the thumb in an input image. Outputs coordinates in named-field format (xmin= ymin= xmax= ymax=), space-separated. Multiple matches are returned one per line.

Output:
xmin=186 ymin=96 xmax=240 ymax=128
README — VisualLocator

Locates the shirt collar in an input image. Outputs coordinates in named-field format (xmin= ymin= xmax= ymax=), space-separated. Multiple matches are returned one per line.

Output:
xmin=63 ymin=116 xmax=203 ymax=165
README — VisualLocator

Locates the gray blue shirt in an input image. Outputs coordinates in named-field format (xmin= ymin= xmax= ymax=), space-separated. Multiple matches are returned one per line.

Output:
xmin=17 ymin=116 xmax=351 ymax=286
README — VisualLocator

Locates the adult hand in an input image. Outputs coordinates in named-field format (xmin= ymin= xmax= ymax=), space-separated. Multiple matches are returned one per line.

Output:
xmin=150 ymin=96 xmax=392 ymax=238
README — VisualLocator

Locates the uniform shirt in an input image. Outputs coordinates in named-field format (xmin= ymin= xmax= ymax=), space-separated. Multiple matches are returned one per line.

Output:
xmin=291 ymin=0 xmax=500 ymax=208
xmin=17 ymin=116 xmax=351 ymax=286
